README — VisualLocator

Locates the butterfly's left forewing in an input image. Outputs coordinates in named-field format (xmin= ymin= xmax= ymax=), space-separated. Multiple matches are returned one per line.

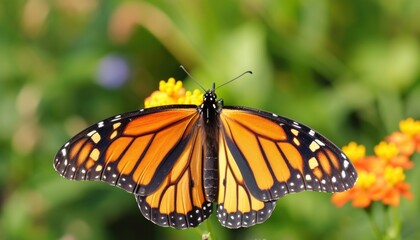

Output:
xmin=54 ymin=106 xmax=202 ymax=194
xmin=217 ymin=107 xmax=357 ymax=216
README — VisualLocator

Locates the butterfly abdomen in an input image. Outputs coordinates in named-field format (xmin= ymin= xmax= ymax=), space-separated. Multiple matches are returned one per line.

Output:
xmin=203 ymin=148 xmax=219 ymax=202
xmin=203 ymin=134 xmax=218 ymax=202
xmin=201 ymin=90 xmax=220 ymax=202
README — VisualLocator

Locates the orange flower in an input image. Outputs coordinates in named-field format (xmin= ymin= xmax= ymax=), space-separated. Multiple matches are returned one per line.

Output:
xmin=387 ymin=132 xmax=416 ymax=157
xmin=342 ymin=142 xmax=370 ymax=171
xmin=387 ymin=155 xmax=414 ymax=170
xmin=388 ymin=118 xmax=420 ymax=155
xmin=332 ymin=170 xmax=378 ymax=208
xmin=415 ymin=134 xmax=420 ymax=153
xmin=332 ymin=118 xmax=418 ymax=209
xmin=374 ymin=141 xmax=413 ymax=169
xmin=380 ymin=182 xmax=412 ymax=207
xmin=380 ymin=166 xmax=413 ymax=206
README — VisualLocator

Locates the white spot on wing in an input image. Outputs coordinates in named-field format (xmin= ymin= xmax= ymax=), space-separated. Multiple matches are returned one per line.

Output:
xmin=110 ymin=115 xmax=121 ymax=123
xmin=292 ymin=121 xmax=302 ymax=128
xmin=87 ymin=130 xmax=96 ymax=137
xmin=343 ymin=160 xmax=349 ymax=169
xmin=315 ymin=139 xmax=325 ymax=146
xmin=309 ymin=129 xmax=315 ymax=136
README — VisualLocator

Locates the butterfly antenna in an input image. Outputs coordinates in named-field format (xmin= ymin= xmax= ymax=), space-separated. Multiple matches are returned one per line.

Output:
xmin=215 ymin=70 xmax=253 ymax=90
xmin=180 ymin=65 xmax=206 ymax=92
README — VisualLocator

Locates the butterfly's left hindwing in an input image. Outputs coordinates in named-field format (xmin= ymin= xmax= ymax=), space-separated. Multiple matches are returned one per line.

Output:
xmin=135 ymin=123 xmax=214 ymax=229
xmin=218 ymin=107 xmax=358 ymax=203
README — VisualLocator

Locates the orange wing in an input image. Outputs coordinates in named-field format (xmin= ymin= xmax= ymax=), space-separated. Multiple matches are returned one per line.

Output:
xmin=54 ymin=106 xmax=212 ymax=228
xmin=216 ymin=107 xmax=357 ymax=227
xmin=135 ymin=124 xmax=213 ymax=228
xmin=217 ymin=134 xmax=276 ymax=228
xmin=54 ymin=106 xmax=200 ymax=195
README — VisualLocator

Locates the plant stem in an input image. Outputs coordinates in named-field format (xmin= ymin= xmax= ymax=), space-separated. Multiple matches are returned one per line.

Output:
xmin=386 ymin=206 xmax=401 ymax=240
xmin=204 ymin=219 xmax=215 ymax=240
xmin=364 ymin=206 xmax=383 ymax=240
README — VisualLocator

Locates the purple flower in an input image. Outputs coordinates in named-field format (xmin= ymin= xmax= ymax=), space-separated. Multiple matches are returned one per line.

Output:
xmin=97 ymin=54 xmax=130 ymax=88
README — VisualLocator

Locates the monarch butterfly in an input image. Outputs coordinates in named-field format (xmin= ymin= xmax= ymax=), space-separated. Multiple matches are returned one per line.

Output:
xmin=54 ymin=76 xmax=357 ymax=229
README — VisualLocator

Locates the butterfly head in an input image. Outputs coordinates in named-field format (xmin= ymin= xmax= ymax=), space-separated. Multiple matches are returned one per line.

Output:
xmin=200 ymin=84 xmax=222 ymax=121
xmin=203 ymin=89 xmax=217 ymax=106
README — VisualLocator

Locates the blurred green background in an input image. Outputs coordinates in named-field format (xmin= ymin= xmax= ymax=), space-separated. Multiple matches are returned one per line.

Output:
xmin=1 ymin=0 xmax=420 ymax=239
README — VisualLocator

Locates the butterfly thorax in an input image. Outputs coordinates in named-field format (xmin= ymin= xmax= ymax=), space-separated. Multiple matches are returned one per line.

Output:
xmin=200 ymin=89 xmax=220 ymax=202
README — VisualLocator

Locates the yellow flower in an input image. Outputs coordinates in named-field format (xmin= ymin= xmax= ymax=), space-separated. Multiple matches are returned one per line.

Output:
xmin=159 ymin=77 xmax=183 ymax=94
xmin=358 ymin=171 xmax=376 ymax=189
xmin=381 ymin=165 xmax=412 ymax=206
xmin=178 ymin=89 xmax=203 ymax=105
xmin=374 ymin=141 xmax=398 ymax=160
xmin=144 ymin=78 xmax=203 ymax=108
xmin=384 ymin=166 xmax=405 ymax=186
xmin=399 ymin=118 xmax=420 ymax=136
xmin=342 ymin=141 xmax=366 ymax=162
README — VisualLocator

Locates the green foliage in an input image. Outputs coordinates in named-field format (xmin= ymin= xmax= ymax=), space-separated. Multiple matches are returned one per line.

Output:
xmin=1 ymin=0 xmax=419 ymax=239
